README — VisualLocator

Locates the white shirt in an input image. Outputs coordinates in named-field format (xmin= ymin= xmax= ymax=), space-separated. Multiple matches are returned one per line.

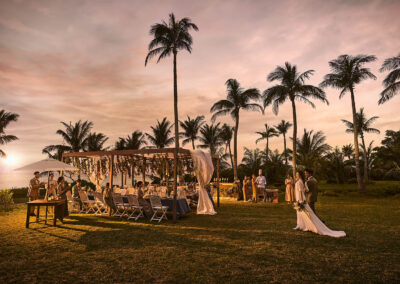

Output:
xmin=255 ymin=175 xmax=267 ymax=188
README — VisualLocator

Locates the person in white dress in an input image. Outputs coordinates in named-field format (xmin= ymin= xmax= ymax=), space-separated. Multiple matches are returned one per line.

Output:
xmin=294 ymin=171 xmax=346 ymax=238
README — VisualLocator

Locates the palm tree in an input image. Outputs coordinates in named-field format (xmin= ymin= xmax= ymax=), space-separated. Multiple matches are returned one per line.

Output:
xmin=325 ymin=147 xmax=346 ymax=184
xmin=123 ymin=131 xmax=147 ymax=150
xmin=379 ymin=53 xmax=400 ymax=104
xmin=0 ymin=110 xmax=19 ymax=158
xmin=86 ymin=132 xmax=109 ymax=151
xmin=145 ymin=14 xmax=198 ymax=220
xmin=197 ymin=123 xmax=222 ymax=155
xmin=295 ymin=129 xmax=331 ymax=173
xmin=275 ymin=120 xmax=292 ymax=165
xmin=241 ymin=147 xmax=264 ymax=174
xmin=341 ymin=144 xmax=354 ymax=161
xmin=263 ymin=62 xmax=328 ymax=179
xmin=255 ymin=124 xmax=278 ymax=160
xmin=219 ymin=123 xmax=234 ymax=168
xmin=43 ymin=120 xmax=93 ymax=159
xmin=146 ymin=118 xmax=174 ymax=149
xmin=320 ymin=54 xmax=376 ymax=192
xmin=211 ymin=79 xmax=263 ymax=181
xmin=342 ymin=108 xmax=380 ymax=182
xmin=179 ymin=115 xmax=205 ymax=150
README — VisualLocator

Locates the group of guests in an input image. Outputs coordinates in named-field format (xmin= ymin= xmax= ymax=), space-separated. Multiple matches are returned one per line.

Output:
xmin=241 ymin=169 xmax=271 ymax=202
xmin=28 ymin=171 xmax=84 ymax=217
xmin=285 ymin=169 xmax=318 ymax=213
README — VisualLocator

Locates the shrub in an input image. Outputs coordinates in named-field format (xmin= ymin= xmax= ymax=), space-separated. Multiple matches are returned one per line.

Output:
xmin=0 ymin=189 xmax=14 ymax=211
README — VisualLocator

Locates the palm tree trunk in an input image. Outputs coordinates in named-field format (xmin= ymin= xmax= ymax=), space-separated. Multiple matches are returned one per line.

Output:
xmin=172 ymin=51 xmax=179 ymax=221
xmin=131 ymin=165 xmax=135 ymax=187
xmin=360 ymin=132 xmax=369 ymax=183
xmin=266 ymin=138 xmax=269 ymax=161
xmin=350 ymin=88 xmax=365 ymax=193
xmin=192 ymin=139 xmax=195 ymax=150
xmin=291 ymin=99 xmax=297 ymax=179
xmin=283 ymin=133 xmax=288 ymax=165
xmin=233 ymin=110 xmax=239 ymax=181
xmin=228 ymin=142 xmax=234 ymax=168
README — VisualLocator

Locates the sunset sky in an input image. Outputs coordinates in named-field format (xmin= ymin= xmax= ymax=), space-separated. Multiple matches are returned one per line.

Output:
xmin=1 ymin=0 xmax=399 ymax=172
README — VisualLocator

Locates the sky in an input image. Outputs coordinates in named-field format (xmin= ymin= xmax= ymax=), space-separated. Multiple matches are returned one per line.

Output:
xmin=1 ymin=0 xmax=400 ymax=172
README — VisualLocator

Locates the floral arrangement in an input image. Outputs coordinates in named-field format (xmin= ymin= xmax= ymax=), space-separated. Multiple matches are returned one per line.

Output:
xmin=293 ymin=200 xmax=307 ymax=212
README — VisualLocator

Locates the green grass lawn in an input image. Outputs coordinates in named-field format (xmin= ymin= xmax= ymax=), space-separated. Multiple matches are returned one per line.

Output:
xmin=1 ymin=190 xmax=399 ymax=283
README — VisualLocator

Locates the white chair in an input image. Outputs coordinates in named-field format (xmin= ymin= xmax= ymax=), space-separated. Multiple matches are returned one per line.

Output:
xmin=126 ymin=195 xmax=144 ymax=221
xmin=149 ymin=195 xmax=168 ymax=222
xmin=78 ymin=191 xmax=96 ymax=214
xmin=66 ymin=191 xmax=80 ymax=213
xmin=112 ymin=193 xmax=128 ymax=217
xmin=93 ymin=192 xmax=108 ymax=216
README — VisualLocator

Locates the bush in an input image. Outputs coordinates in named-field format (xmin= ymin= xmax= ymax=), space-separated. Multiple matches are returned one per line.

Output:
xmin=0 ymin=189 xmax=14 ymax=211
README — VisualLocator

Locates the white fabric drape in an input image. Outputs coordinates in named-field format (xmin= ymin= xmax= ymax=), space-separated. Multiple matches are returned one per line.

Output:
xmin=88 ymin=157 xmax=107 ymax=192
xmin=190 ymin=150 xmax=216 ymax=215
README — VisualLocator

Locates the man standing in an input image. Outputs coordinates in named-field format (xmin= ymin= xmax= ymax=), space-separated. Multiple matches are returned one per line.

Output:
xmin=255 ymin=169 xmax=267 ymax=202
xmin=305 ymin=169 xmax=318 ymax=213
xmin=28 ymin=171 xmax=45 ymax=215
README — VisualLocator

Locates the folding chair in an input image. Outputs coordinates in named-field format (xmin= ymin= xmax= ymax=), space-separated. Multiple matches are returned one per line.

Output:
xmin=66 ymin=191 xmax=80 ymax=213
xmin=78 ymin=191 xmax=96 ymax=214
xmin=126 ymin=195 xmax=145 ymax=221
xmin=112 ymin=193 xmax=128 ymax=217
xmin=93 ymin=192 xmax=108 ymax=216
xmin=149 ymin=195 xmax=168 ymax=222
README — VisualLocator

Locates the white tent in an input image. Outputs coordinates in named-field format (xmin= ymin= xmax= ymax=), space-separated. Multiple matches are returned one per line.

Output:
xmin=15 ymin=158 xmax=79 ymax=173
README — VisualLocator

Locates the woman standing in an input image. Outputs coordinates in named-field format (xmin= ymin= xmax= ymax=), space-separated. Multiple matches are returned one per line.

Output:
xmin=285 ymin=174 xmax=295 ymax=203
xmin=57 ymin=176 xmax=71 ymax=217
xmin=251 ymin=174 xmax=257 ymax=203
xmin=242 ymin=176 xmax=250 ymax=202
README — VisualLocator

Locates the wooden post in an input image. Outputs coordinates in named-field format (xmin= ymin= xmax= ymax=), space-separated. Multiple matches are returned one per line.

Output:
xmin=217 ymin=158 xmax=220 ymax=208
xmin=109 ymin=155 xmax=114 ymax=188
xmin=172 ymin=150 xmax=178 ymax=222
xmin=142 ymin=156 xmax=146 ymax=185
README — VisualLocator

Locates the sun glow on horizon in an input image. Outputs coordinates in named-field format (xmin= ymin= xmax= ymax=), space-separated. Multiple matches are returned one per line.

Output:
xmin=2 ymin=154 xmax=19 ymax=169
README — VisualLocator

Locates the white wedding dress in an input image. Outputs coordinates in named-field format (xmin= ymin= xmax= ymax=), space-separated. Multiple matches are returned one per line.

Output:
xmin=294 ymin=179 xmax=346 ymax=238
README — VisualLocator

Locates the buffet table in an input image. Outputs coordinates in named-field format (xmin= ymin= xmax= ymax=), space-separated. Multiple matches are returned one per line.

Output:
xmin=26 ymin=199 xmax=65 ymax=228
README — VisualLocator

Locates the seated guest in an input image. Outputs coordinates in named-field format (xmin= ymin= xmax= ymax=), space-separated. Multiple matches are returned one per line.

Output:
xmin=56 ymin=176 xmax=71 ymax=217
xmin=28 ymin=171 xmax=45 ymax=216
xmin=136 ymin=181 xmax=153 ymax=218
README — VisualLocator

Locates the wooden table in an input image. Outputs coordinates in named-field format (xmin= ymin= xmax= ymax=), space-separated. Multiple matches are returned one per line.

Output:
xmin=265 ymin=189 xmax=279 ymax=203
xmin=26 ymin=199 xmax=65 ymax=228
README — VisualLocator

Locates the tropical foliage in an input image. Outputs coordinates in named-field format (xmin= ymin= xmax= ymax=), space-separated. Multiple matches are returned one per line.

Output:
xmin=0 ymin=109 xmax=19 ymax=158
xmin=179 ymin=115 xmax=205 ymax=150
xmin=146 ymin=117 xmax=174 ymax=148
xmin=197 ymin=123 xmax=222 ymax=155
xmin=255 ymin=123 xmax=278 ymax=159
xmin=379 ymin=52 xmax=400 ymax=104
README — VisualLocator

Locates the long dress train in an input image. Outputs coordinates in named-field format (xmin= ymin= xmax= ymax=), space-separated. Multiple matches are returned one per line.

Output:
xmin=294 ymin=179 xmax=346 ymax=238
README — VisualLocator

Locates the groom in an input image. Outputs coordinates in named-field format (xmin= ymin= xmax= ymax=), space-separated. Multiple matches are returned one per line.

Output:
xmin=305 ymin=169 xmax=318 ymax=213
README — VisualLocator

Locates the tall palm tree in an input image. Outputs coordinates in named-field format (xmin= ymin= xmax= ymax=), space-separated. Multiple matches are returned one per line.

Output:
xmin=295 ymin=129 xmax=331 ymax=173
xmin=86 ymin=132 xmax=109 ymax=151
xmin=197 ymin=123 xmax=222 ymax=155
xmin=379 ymin=53 xmax=400 ymax=104
xmin=179 ymin=115 xmax=205 ymax=150
xmin=263 ymin=62 xmax=328 ymax=179
xmin=145 ymin=14 xmax=198 ymax=220
xmin=146 ymin=118 xmax=174 ymax=149
xmin=43 ymin=120 xmax=93 ymax=159
xmin=219 ymin=123 xmax=234 ymax=168
xmin=255 ymin=123 xmax=278 ymax=160
xmin=342 ymin=108 xmax=380 ymax=182
xmin=211 ymin=79 xmax=263 ymax=181
xmin=0 ymin=110 xmax=19 ymax=158
xmin=320 ymin=54 xmax=376 ymax=192
xmin=341 ymin=144 xmax=354 ymax=161
xmin=275 ymin=120 xmax=292 ymax=165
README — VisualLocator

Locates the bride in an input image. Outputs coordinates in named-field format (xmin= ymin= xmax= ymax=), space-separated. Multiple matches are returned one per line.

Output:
xmin=294 ymin=171 xmax=346 ymax=238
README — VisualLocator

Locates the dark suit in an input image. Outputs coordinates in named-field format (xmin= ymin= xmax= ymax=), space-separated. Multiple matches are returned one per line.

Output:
xmin=305 ymin=176 xmax=318 ymax=213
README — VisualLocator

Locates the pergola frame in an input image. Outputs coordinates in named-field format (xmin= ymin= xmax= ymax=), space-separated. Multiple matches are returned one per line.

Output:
xmin=62 ymin=148 xmax=220 ymax=220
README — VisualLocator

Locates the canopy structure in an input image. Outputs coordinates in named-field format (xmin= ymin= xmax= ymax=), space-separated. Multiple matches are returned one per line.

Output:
xmin=62 ymin=148 xmax=220 ymax=220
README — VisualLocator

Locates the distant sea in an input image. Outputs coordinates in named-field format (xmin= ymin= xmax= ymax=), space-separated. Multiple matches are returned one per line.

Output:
xmin=0 ymin=172 xmax=131 ymax=190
